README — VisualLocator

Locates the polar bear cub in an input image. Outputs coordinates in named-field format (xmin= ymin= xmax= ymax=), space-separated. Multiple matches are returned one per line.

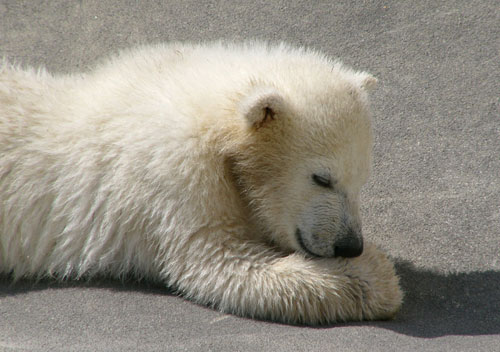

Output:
xmin=0 ymin=42 xmax=402 ymax=325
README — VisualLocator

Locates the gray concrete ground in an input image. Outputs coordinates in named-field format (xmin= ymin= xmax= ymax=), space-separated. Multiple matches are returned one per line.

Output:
xmin=1 ymin=0 xmax=499 ymax=351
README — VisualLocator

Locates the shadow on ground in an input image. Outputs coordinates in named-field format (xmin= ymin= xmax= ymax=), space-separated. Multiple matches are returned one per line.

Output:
xmin=0 ymin=275 xmax=173 ymax=297
xmin=1 ymin=259 xmax=499 ymax=339
xmin=362 ymin=259 xmax=500 ymax=338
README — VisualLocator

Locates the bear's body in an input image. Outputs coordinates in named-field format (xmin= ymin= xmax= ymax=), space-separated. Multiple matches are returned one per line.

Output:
xmin=0 ymin=42 xmax=402 ymax=324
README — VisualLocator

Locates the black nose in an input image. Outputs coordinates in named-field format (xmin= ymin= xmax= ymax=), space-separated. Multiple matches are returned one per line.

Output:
xmin=334 ymin=230 xmax=363 ymax=258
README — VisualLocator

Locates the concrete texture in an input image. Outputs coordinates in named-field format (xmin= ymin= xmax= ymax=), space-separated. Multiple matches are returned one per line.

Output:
xmin=1 ymin=0 xmax=499 ymax=351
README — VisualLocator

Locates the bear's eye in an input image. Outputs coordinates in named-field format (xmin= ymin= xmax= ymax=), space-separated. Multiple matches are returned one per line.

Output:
xmin=312 ymin=174 xmax=332 ymax=188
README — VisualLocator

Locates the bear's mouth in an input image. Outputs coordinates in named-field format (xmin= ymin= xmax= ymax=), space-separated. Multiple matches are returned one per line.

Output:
xmin=295 ymin=228 xmax=319 ymax=257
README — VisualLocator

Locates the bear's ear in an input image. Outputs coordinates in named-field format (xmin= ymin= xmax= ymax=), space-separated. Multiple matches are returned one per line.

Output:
xmin=355 ymin=72 xmax=378 ymax=92
xmin=239 ymin=87 xmax=286 ymax=129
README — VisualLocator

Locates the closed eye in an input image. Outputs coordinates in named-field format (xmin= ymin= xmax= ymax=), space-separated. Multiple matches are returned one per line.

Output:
xmin=312 ymin=174 xmax=332 ymax=188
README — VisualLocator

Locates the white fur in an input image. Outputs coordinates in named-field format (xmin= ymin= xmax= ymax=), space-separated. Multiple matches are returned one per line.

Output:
xmin=0 ymin=42 xmax=402 ymax=325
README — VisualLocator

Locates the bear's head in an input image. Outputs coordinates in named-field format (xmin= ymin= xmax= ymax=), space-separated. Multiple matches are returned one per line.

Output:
xmin=230 ymin=66 xmax=377 ymax=259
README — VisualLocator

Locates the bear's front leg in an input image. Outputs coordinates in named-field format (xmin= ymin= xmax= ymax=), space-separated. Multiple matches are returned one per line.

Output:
xmin=167 ymin=233 xmax=402 ymax=325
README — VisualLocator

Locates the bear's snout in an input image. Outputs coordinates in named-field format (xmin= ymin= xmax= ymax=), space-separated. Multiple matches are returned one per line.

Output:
xmin=333 ymin=229 xmax=363 ymax=258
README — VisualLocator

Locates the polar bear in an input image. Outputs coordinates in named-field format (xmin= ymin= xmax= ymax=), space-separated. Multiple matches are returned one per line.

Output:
xmin=0 ymin=42 xmax=402 ymax=325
